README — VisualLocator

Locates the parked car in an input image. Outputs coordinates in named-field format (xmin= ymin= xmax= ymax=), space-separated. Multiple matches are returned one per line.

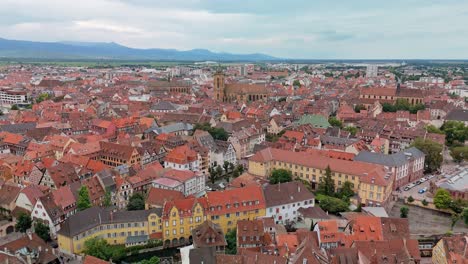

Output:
xmin=428 ymin=175 xmax=436 ymax=179
xmin=419 ymin=177 xmax=428 ymax=183
xmin=404 ymin=183 xmax=415 ymax=191
xmin=418 ymin=187 xmax=428 ymax=194
xmin=415 ymin=180 xmax=422 ymax=185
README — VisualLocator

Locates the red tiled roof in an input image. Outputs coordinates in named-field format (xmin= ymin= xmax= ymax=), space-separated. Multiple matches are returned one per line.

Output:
xmin=206 ymin=186 xmax=266 ymax=216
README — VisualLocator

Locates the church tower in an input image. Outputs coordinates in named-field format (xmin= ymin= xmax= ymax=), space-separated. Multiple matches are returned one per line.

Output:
xmin=213 ymin=70 xmax=225 ymax=101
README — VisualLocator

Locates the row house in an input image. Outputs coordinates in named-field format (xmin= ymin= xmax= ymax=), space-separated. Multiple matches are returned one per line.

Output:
xmin=193 ymin=130 xmax=237 ymax=168
xmin=39 ymin=162 xmax=80 ymax=190
xmin=99 ymin=141 xmax=141 ymax=167
xmin=139 ymin=141 xmax=167 ymax=165
xmin=228 ymin=127 xmax=265 ymax=159
xmin=31 ymin=185 xmax=77 ymax=237
xmin=0 ymin=132 xmax=31 ymax=156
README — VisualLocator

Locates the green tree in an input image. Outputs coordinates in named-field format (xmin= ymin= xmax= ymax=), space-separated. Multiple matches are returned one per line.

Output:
xmin=400 ymin=206 xmax=409 ymax=218
xmin=35 ymin=93 xmax=51 ymax=103
xmin=462 ymin=208 xmax=468 ymax=225
xmin=228 ymin=162 xmax=235 ymax=173
xmin=15 ymin=213 xmax=32 ymax=233
xmin=338 ymin=181 xmax=354 ymax=199
xmin=425 ymin=125 xmax=444 ymax=134
xmin=232 ymin=168 xmax=240 ymax=178
xmin=410 ymin=138 xmax=443 ymax=173
xmin=269 ymin=169 xmax=293 ymax=184
xmin=77 ymin=186 xmax=92 ymax=211
xmin=328 ymin=117 xmax=343 ymax=128
xmin=354 ymin=104 xmax=366 ymax=113
xmin=316 ymin=194 xmax=349 ymax=214
xmin=83 ymin=237 xmax=126 ymax=261
xmin=450 ymin=146 xmax=468 ymax=163
xmin=422 ymin=199 xmax=429 ymax=206
xmin=193 ymin=123 xmax=229 ymax=141
xmin=441 ymin=121 xmax=468 ymax=146
xmin=434 ymin=189 xmax=452 ymax=209
xmin=451 ymin=214 xmax=460 ymax=230
xmin=127 ymin=193 xmax=145 ymax=211
xmin=103 ymin=190 xmax=112 ymax=207
xmin=11 ymin=104 xmax=19 ymax=110
xmin=223 ymin=161 xmax=230 ymax=173
xmin=293 ymin=80 xmax=301 ymax=87
xmin=215 ymin=165 xmax=223 ymax=177
xmin=208 ymin=165 xmax=218 ymax=184
xmin=137 ymin=256 xmax=160 ymax=264
xmin=225 ymin=228 xmax=237 ymax=254
xmin=34 ymin=221 xmax=51 ymax=242
xmin=317 ymin=165 xmax=335 ymax=196
xmin=343 ymin=126 xmax=358 ymax=136
xmin=407 ymin=196 xmax=415 ymax=203
xmin=236 ymin=164 xmax=244 ymax=174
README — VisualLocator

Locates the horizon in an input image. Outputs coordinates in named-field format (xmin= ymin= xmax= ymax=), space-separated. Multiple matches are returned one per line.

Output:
xmin=1 ymin=0 xmax=468 ymax=59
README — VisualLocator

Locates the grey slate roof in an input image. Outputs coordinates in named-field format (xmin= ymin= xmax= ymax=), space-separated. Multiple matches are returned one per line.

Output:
xmin=446 ymin=109 xmax=468 ymax=122
xmin=263 ymin=181 xmax=314 ymax=207
xmin=153 ymin=122 xmax=193 ymax=135
xmin=151 ymin=101 xmax=178 ymax=111
xmin=0 ymin=122 xmax=36 ymax=134
xmin=58 ymin=207 xmax=162 ymax=237
xmin=354 ymin=147 xmax=425 ymax=167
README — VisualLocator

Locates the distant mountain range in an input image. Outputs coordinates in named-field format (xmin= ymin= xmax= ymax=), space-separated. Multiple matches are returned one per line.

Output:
xmin=0 ymin=37 xmax=278 ymax=61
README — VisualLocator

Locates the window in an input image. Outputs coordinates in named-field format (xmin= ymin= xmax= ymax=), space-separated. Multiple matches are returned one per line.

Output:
xmin=180 ymin=228 xmax=184 ymax=234
xmin=226 ymin=213 xmax=230 ymax=218
xmin=173 ymin=220 xmax=176 ymax=226
xmin=180 ymin=219 xmax=184 ymax=225
xmin=165 ymin=221 xmax=169 ymax=227
xmin=165 ymin=230 xmax=169 ymax=236
xmin=173 ymin=229 xmax=176 ymax=235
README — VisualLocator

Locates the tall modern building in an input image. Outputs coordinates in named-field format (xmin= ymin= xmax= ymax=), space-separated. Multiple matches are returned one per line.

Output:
xmin=366 ymin=64 xmax=378 ymax=78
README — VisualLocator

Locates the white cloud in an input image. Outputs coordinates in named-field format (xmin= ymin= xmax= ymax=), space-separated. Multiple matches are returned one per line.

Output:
xmin=0 ymin=0 xmax=467 ymax=58
xmin=73 ymin=20 xmax=145 ymax=34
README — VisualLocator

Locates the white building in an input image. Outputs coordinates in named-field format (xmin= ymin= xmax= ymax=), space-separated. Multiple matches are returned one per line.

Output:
xmin=152 ymin=169 xmax=205 ymax=196
xmin=164 ymin=146 xmax=200 ymax=172
xmin=0 ymin=87 xmax=30 ymax=106
xmin=263 ymin=182 xmax=315 ymax=224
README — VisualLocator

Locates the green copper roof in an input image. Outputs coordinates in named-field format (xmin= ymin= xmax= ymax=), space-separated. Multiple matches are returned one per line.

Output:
xmin=296 ymin=114 xmax=330 ymax=128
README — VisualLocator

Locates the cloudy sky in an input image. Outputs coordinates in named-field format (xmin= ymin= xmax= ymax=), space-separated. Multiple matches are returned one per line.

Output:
xmin=1 ymin=0 xmax=467 ymax=59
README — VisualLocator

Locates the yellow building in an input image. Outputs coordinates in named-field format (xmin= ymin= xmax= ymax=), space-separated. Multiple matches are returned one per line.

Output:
xmin=248 ymin=148 xmax=393 ymax=206
xmin=161 ymin=197 xmax=209 ymax=247
xmin=57 ymin=207 xmax=163 ymax=254
xmin=58 ymin=186 xmax=269 ymax=255
xmin=432 ymin=235 xmax=468 ymax=264
xmin=205 ymin=185 xmax=266 ymax=233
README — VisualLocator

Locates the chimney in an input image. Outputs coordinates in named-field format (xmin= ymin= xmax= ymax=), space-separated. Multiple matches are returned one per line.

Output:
xmin=27 ymin=231 xmax=32 ymax=240
xmin=298 ymin=184 xmax=301 ymax=193
xmin=110 ymin=211 xmax=113 ymax=221
xmin=26 ymin=254 xmax=32 ymax=264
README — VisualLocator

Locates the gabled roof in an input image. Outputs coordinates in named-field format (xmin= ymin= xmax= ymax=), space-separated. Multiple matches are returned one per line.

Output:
xmin=263 ymin=181 xmax=314 ymax=207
